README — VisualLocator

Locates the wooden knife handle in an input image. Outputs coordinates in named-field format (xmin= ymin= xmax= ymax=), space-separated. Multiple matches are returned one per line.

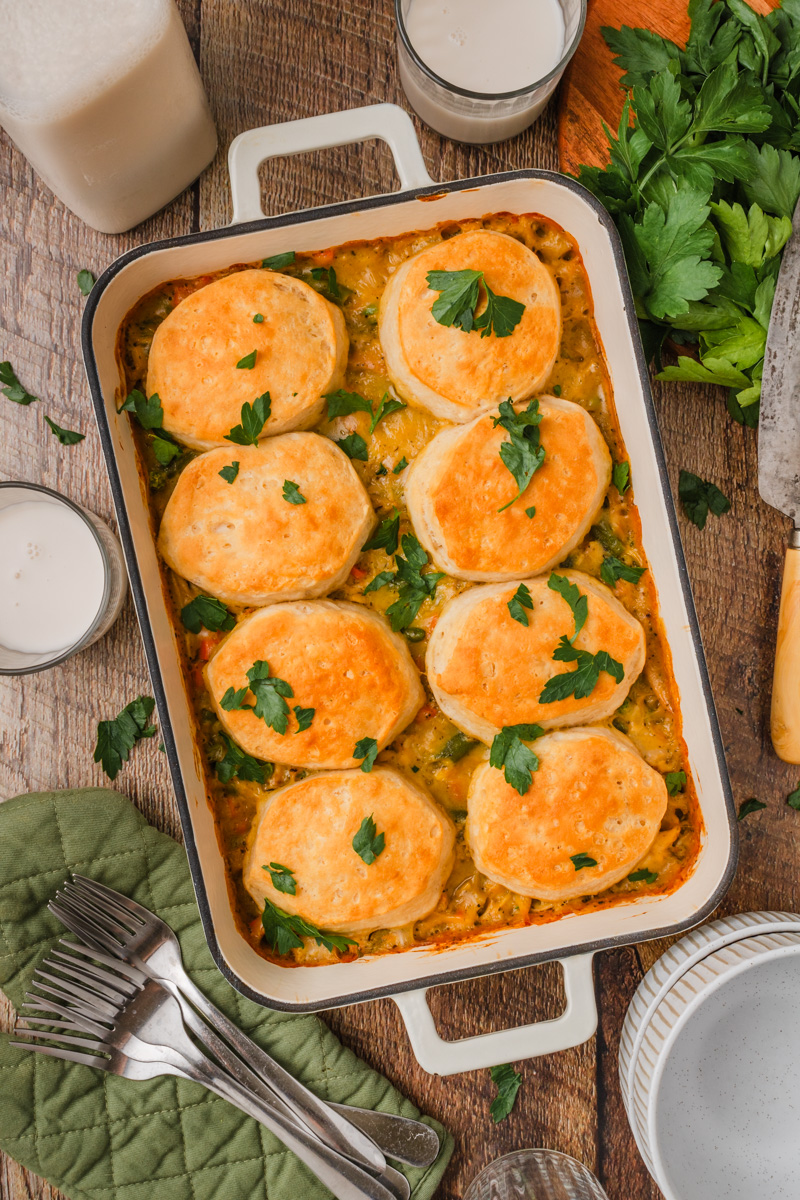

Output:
xmin=771 ymin=531 xmax=800 ymax=762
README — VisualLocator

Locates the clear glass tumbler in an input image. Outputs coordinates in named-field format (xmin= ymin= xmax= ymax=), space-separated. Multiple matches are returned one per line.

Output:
xmin=0 ymin=482 xmax=127 ymax=676
xmin=395 ymin=0 xmax=586 ymax=145
xmin=464 ymin=1149 xmax=610 ymax=1200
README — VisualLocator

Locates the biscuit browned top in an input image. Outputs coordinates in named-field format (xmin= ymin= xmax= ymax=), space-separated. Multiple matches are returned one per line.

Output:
xmin=243 ymin=768 xmax=456 ymax=932
xmin=158 ymin=436 xmax=374 ymax=606
xmin=381 ymin=230 xmax=560 ymax=421
xmin=147 ymin=269 xmax=347 ymax=447
xmin=467 ymin=728 xmax=668 ymax=901
xmin=206 ymin=600 xmax=424 ymax=769
xmin=427 ymin=571 xmax=645 ymax=739
xmin=406 ymin=396 xmax=611 ymax=580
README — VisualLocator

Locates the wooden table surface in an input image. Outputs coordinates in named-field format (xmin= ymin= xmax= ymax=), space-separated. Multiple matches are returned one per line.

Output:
xmin=2 ymin=1 xmax=799 ymax=1197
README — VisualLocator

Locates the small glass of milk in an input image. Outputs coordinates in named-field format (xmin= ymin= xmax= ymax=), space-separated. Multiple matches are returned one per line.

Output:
xmin=0 ymin=483 xmax=127 ymax=675
xmin=396 ymin=0 xmax=586 ymax=144
xmin=0 ymin=0 xmax=217 ymax=234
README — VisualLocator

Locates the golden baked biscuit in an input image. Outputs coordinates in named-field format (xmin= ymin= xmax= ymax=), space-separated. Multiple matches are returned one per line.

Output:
xmin=467 ymin=727 xmax=668 ymax=901
xmin=427 ymin=571 xmax=645 ymax=740
xmin=406 ymin=396 xmax=611 ymax=580
xmin=146 ymin=269 xmax=348 ymax=449
xmin=379 ymin=230 xmax=561 ymax=422
xmin=205 ymin=600 xmax=424 ymax=769
xmin=243 ymin=767 xmax=456 ymax=933
xmin=158 ymin=435 xmax=375 ymax=607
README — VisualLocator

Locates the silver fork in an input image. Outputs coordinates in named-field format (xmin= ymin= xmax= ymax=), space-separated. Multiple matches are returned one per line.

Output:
xmin=49 ymin=875 xmax=439 ymax=1170
xmin=12 ymin=943 xmax=409 ymax=1200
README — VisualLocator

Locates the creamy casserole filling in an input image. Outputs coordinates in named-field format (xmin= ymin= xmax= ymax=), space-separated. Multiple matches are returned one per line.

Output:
xmin=117 ymin=212 xmax=702 ymax=966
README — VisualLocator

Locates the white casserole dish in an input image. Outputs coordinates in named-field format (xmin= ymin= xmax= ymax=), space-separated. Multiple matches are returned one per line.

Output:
xmin=81 ymin=103 xmax=737 ymax=1075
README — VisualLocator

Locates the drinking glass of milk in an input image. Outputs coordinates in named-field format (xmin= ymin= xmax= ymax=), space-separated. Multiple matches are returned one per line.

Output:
xmin=0 ymin=483 xmax=127 ymax=675
xmin=0 ymin=0 xmax=217 ymax=234
xmin=396 ymin=0 xmax=586 ymax=143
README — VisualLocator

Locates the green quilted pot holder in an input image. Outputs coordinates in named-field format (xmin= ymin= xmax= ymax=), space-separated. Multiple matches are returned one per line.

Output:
xmin=0 ymin=788 xmax=453 ymax=1200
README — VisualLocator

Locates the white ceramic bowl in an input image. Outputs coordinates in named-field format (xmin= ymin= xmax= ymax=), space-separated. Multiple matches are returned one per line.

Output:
xmin=630 ymin=930 xmax=800 ymax=1198
xmin=619 ymin=911 xmax=800 ymax=1118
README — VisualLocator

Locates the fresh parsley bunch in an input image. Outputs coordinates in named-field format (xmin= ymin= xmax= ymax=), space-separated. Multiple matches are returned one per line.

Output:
xmin=575 ymin=0 xmax=800 ymax=427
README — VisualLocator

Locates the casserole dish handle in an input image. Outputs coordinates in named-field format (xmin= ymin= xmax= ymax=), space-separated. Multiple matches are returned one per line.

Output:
xmin=392 ymin=952 xmax=597 ymax=1076
xmin=228 ymin=102 xmax=434 ymax=223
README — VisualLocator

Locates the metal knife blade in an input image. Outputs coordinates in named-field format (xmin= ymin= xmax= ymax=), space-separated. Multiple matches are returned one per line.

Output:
xmin=759 ymin=196 xmax=800 ymax=525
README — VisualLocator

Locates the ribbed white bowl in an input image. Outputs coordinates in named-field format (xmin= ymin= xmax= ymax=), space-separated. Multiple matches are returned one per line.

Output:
xmin=618 ymin=909 xmax=800 ymax=1169
xmin=629 ymin=930 xmax=800 ymax=1199
xmin=619 ymin=911 xmax=800 ymax=1108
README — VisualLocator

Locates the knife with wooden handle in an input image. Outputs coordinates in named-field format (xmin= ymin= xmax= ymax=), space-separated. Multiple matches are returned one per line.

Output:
xmin=759 ymin=197 xmax=800 ymax=762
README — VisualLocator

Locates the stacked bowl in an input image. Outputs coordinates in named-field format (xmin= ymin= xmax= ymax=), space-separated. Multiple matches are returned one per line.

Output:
xmin=619 ymin=911 xmax=800 ymax=1199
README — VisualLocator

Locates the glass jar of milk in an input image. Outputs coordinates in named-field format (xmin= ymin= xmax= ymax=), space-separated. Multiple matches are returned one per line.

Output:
xmin=0 ymin=483 xmax=127 ymax=675
xmin=0 ymin=0 xmax=217 ymax=234
xmin=396 ymin=0 xmax=586 ymax=144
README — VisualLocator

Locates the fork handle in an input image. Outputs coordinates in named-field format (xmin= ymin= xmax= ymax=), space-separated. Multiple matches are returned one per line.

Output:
xmin=167 ymin=981 xmax=431 ymax=1174
xmin=161 ymin=961 xmax=386 ymax=1172
xmin=173 ymin=1039 xmax=401 ymax=1200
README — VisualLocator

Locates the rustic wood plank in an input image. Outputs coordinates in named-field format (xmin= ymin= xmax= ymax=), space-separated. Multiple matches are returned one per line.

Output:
xmin=3 ymin=1 xmax=799 ymax=1199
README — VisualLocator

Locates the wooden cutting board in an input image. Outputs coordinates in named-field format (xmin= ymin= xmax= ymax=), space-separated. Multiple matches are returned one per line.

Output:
xmin=557 ymin=0 xmax=779 ymax=176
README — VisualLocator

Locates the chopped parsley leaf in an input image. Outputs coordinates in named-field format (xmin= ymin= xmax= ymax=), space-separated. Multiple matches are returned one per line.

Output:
xmin=539 ymin=637 xmax=624 ymax=703
xmin=362 ymin=511 xmax=400 ymax=556
xmin=325 ymin=389 xmax=373 ymax=420
xmin=215 ymin=735 xmax=269 ymax=785
xmin=525 ymin=505 xmax=536 ymax=519
xmin=508 ymin=582 xmax=534 ymax=627
xmin=119 ymin=389 xmax=164 ymax=430
xmin=77 ymin=269 xmax=95 ymax=296
xmin=679 ymin=470 xmax=731 ymax=530
xmin=236 ymin=350 xmax=257 ymax=370
xmin=665 ymin=770 xmax=686 ymax=796
xmin=490 ymin=723 xmax=545 ymax=796
xmin=94 ymin=695 xmax=157 ymax=781
xmin=600 ymin=554 xmax=646 ymax=587
xmin=282 ymin=479 xmax=306 ymax=505
xmin=264 ymin=862 xmax=297 ymax=895
xmin=44 ymin=416 xmax=84 ymax=445
xmin=363 ymin=569 xmax=397 ymax=595
xmin=354 ymin=736 xmax=379 ymax=772
xmin=628 ymin=868 xmax=658 ymax=884
xmin=385 ymin=534 xmax=443 ymax=631
xmin=570 ymin=852 xmax=598 ymax=871
xmin=253 ymin=313 xmax=264 ymax=323
xmin=787 ymin=782 xmax=800 ymax=811
xmin=219 ymin=461 xmax=240 ymax=484
xmin=489 ymin=1063 xmax=522 ymax=1122
xmin=181 ymin=595 xmax=235 ymax=634
xmin=335 ymin=432 xmax=369 ymax=461
xmin=262 ymin=251 xmax=295 ymax=270
xmin=613 ymin=461 xmax=631 ymax=494
xmin=225 ymin=392 xmax=271 ymax=444
xmin=309 ymin=266 xmax=351 ymax=305
xmin=738 ymin=797 xmax=766 ymax=820
xmin=548 ymin=572 xmax=588 ymax=642
xmin=221 ymin=660 xmax=294 ymax=734
xmin=151 ymin=433 xmax=179 ymax=464
xmin=393 ymin=456 xmax=408 ymax=473
xmin=0 ymin=361 xmax=38 ymax=405
xmin=493 ymin=398 xmax=545 ymax=511
xmin=261 ymin=899 xmax=356 ymax=956
xmin=427 ymin=269 xmax=525 ymax=338
xmin=293 ymin=705 xmax=315 ymax=732
xmin=352 ymin=814 xmax=385 ymax=865
xmin=369 ymin=393 xmax=406 ymax=432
